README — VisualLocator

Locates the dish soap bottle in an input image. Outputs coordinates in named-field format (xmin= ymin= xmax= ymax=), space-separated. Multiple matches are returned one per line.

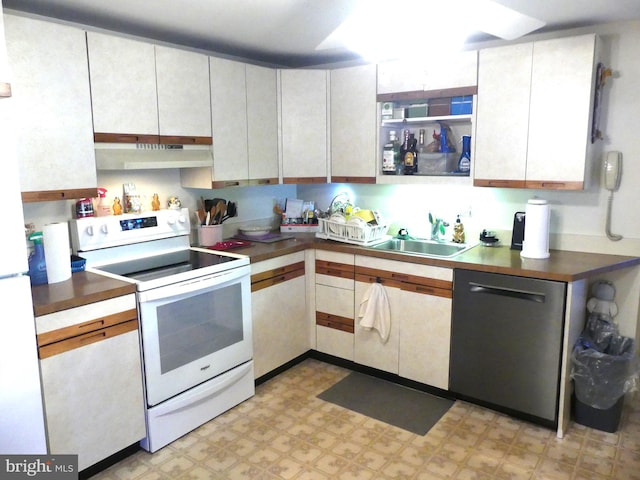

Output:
xmin=28 ymin=231 xmax=48 ymax=286
xmin=457 ymin=135 xmax=471 ymax=173
xmin=452 ymin=216 xmax=465 ymax=244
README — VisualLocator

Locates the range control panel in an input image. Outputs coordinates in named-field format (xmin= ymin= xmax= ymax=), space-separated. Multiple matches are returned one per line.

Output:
xmin=70 ymin=208 xmax=190 ymax=252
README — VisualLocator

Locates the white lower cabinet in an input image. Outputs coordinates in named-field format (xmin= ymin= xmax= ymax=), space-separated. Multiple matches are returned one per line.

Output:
xmin=35 ymin=294 xmax=145 ymax=471
xmin=251 ymin=252 xmax=308 ymax=378
xmin=398 ymin=289 xmax=451 ymax=389
xmin=315 ymin=251 xmax=355 ymax=360
xmin=354 ymin=255 xmax=453 ymax=387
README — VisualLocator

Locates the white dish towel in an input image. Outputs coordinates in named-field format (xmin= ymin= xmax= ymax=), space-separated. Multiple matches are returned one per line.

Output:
xmin=358 ymin=282 xmax=391 ymax=343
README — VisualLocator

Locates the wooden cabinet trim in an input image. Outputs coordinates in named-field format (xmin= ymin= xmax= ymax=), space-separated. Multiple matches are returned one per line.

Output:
xmin=94 ymin=132 xmax=160 ymax=144
xmin=330 ymin=176 xmax=376 ymax=184
xmin=251 ymin=262 xmax=305 ymax=292
xmin=211 ymin=180 xmax=250 ymax=189
xmin=22 ymin=188 xmax=100 ymax=203
xmin=159 ymin=135 xmax=212 ymax=145
xmin=38 ymin=318 xmax=138 ymax=359
xmin=283 ymin=177 xmax=327 ymax=184
xmin=525 ymin=180 xmax=584 ymax=190
xmin=355 ymin=265 xmax=452 ymax=296
xmin=37 ymin=308 xmax=138 ymax=348
xmin=316 ymin=311 xmax=354 ymax=333
xmin=94 ymin=132 xmax=213 ymax=145
xmin=377 ymin=86 xmax=478 ymax=103
xmin=473 ymin=179 xmax=527 ymax=188
xmin=248 ymin=178 xmax=279 ymax=186
xmin=315 ymin=260 xmax=355 ymax=279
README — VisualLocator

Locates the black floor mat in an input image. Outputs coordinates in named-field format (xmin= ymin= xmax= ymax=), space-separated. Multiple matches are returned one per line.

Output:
xmin=317 ymin=372 xmax=454 ymax=436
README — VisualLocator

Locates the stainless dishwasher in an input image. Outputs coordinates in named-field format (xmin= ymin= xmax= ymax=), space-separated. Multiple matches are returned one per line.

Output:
xmin=450 ymin=269 xmax=566 ymax=427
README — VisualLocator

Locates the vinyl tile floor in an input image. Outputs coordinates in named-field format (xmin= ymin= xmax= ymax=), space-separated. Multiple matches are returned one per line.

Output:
xmin=92 ymin=359 xmax=640 ymax=479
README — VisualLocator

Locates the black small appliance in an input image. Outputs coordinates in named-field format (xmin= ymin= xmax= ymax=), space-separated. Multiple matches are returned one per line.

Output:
xmin=511 ymin=212 xmax=526 ymax=250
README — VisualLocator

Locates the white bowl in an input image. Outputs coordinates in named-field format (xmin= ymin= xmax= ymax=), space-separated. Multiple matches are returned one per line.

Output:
xmin=239 ymin=226 xmax=271 ymax=237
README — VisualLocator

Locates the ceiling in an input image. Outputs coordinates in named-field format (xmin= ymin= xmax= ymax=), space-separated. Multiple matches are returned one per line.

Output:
xmin=4 ymin=0 xmax=640 ymax=68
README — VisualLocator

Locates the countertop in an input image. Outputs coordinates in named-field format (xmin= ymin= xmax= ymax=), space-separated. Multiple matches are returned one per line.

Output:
xmin=31 ymin=234 xmax=640 ymax=315
xmin=31 ymin=270 xmax=136 ymax=317
xmin=230 ymin=233 xmax=640 ymax=282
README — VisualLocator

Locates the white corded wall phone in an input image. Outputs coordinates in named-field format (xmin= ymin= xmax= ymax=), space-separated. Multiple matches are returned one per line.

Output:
xmin=604 ymin=151 xmax=622 ymax=241
xmin=605 ymin=151 xmax=622 ymax=191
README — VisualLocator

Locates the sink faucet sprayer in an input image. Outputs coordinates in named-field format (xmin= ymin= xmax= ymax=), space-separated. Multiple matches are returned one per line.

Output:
xmin=428 ymin=213 xmax=448 ymax=242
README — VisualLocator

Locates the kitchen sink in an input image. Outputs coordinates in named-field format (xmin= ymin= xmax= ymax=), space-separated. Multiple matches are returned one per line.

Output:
xmin=369 ymin=238 xmax=476 ymax=258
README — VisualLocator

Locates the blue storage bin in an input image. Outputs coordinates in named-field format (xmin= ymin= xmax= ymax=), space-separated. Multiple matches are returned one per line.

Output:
xmin=451 ymin=95 xmax=473 ymax=115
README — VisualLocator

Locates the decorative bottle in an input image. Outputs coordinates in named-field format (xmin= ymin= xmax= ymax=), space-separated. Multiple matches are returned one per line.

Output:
xmin=403 ymin=133 xmax=418 ymax=175
xmin=382 ymin=130 xmax=400 ymax=175
xmin=458 ymin=135 xmax=471 ymax=173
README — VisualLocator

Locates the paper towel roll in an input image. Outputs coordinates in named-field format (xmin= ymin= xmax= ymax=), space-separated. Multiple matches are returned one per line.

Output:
xmin=43 ymin=222 xmax=71 ymax=284
xmin=521 ymin=198 xmax=550 ymax=259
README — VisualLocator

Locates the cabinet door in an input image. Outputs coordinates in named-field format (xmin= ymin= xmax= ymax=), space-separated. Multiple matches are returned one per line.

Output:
xmin=280 ymin=69 xmax=328 ymax=182
xmin=474 ymin=43 xmax=532 ymax=185
xmin=5 ymin=15 xmax=96 ymax=193
xmin=398 ymin=290 xmax=451 ymax=389
xmin=246 ymin=64 xmax=279 ymax=183
xmin=40 ymin=330 xmax=145 ymax=471
xmin=527 ymin=35 xmax=596 ymax=187
xmin=377 ymin=51 xmax=478 ymax=94
xmin=252 ymin=275 xmax=307 ymax=378
xmin=210 ymin=57 xmax=249 ymax=182
xmin=354 ymin=280 xmax=400 ymax=374
xmin=156 ymin=46 xmax=211 ymax=138
xmin=330 ymin=64 xmax=377 ymax=181
xmin=87 ymin=32 xmax=158 ymax=135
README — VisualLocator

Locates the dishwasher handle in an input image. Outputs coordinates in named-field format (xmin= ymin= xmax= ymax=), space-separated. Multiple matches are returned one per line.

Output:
xmin=468 ymin=282 xmax=546 ymax=303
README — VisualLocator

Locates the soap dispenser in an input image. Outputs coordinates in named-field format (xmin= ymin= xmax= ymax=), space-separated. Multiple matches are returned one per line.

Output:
xmin=28 ymin=231 xmax=48 ymax=286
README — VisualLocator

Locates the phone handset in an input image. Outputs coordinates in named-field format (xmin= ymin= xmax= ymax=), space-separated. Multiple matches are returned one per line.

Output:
xmin=605 ymin=151 xmax=622 ymax=191
xmin=604 ymin=151 xmax=622 ymax=241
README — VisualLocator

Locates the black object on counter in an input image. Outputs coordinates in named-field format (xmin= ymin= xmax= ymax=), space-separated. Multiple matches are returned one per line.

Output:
xmin=511 ymin=212 xmax=526 ymax=250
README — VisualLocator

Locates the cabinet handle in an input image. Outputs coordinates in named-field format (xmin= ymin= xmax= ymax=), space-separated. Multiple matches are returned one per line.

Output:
xmin=391 ymin=273 xmax=409 ymax=281
xmin=79 ymin=319 xmax=105 ymax=330
xmin=80 ymin=331 xmax=107 ymax=344
xmin=469 ymin=282 xmax=545 ymax=303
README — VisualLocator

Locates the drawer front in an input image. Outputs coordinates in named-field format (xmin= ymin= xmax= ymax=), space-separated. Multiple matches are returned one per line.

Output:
xmin=36 ymin=294 xmax=136 ymax=334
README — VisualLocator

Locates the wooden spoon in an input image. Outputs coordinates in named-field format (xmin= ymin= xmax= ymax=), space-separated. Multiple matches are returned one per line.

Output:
xmin=214 ymin=200 xmax=226 ymax=224
xmin=208 ymin=205 xmax=217 ymax=225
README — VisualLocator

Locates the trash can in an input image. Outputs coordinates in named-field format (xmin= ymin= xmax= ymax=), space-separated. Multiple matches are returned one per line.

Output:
xmin=570 ymin=314 xmax=639 ymax=432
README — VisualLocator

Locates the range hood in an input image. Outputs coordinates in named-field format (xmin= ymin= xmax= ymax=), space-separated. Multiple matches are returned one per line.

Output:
xmin=95 ymin=143 xmax=213 ymax=170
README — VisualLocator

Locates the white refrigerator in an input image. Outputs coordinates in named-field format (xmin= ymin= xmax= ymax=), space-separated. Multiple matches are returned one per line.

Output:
xmin=0 ymin=5 xmax=48 ymax=453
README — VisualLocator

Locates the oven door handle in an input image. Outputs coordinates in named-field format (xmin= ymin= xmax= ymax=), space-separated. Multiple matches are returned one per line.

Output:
xmin=137 ymin=266 xmax=250 ymax=303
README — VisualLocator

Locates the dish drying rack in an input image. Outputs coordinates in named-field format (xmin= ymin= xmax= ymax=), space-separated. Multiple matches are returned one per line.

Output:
xmin=315 ymin=218 xmax=389 ymax=246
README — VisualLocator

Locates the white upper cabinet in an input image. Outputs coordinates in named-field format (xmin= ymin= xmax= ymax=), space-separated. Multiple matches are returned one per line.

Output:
xmin=155 ymin=45 xmax=211 ymax=139
xmin=5 ymin=14 xmax=97 ymax=199
xmin=246 ymin=64 xmax=279 ymax=184
xmin=87 ymin=32 xmax=212 ymax=142
xmin=474 ymin=34 xmax=598 ymax=190
xmin=181 ymin=60 xmax=279 ymax=188
xmin=87 ymin=32 xmax=158 ymax=137
xmin=527 ymin=35 xmax=597 ymax=187
xmin=377 ymin=50 xmax=478 ymax=94
xmin=330 ymin=64 xmax=377 ymax=182
xmin=474 ymin=43 xmax=532 ymax=184
xmin=279 ymin=69 xmax=328 ymax=182
xmin=210 ymin=57 xmax=248 ymax=182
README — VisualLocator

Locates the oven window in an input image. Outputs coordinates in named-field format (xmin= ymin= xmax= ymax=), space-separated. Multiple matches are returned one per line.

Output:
xmin=156 ymin=283 xmax=244 ymax=374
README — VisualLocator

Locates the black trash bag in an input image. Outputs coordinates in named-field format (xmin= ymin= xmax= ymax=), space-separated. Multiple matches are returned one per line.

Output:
xmin=570 ymin=313 xmax=640 ymax=410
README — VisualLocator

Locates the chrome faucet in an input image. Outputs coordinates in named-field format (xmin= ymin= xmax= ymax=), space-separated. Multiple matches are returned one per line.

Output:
xmin=428 ymin=213 xmax=449 ymax=242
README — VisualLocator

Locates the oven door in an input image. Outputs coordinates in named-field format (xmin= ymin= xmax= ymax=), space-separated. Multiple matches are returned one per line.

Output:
xmin=137 ymin=264 xmax=252 ymax=406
